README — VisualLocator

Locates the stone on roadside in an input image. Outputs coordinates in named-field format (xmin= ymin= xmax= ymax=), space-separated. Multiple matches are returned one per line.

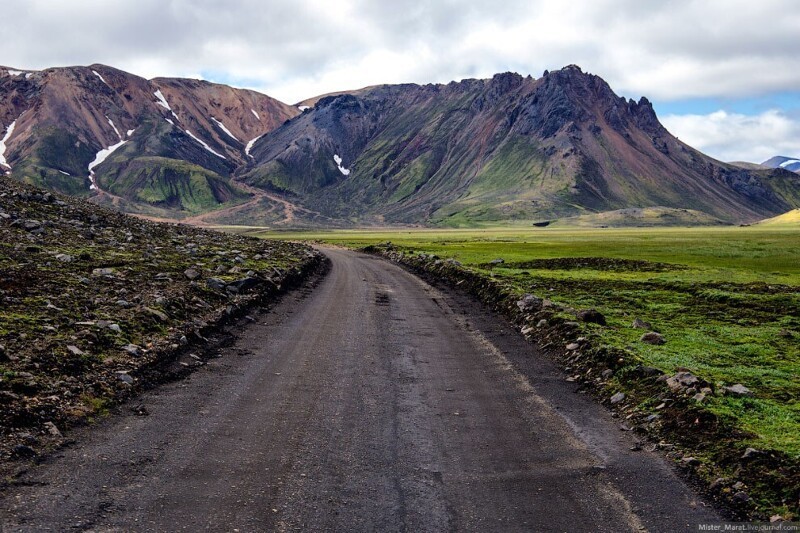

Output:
xmin=640 ymin=332 xmax=666 ymax=345
xmin=610 ymin=392 xmax=626 ymax=404
xmin=66 ymin=345 xmax=84 ymax=356
xmin=121 ymin=344 xmax=141 ymax=356
xmin=55 ymin=253 xmax=73 ymax=262
xmin=206 ymin=277 xmax=226 ymax=291
xmin=43 ymin=421 xmax=62 ymax=437
xmin=724 ymin=383 xmax=753 ymax=397
xmin=577 ymin=308 xmax=606 ymax=325
xmin=116 ymin=372 xmax=134 ymax=385
xmin=92 ymin=267 xmax=115 ymax=277
xmin=666 ymin=371 xmax=699 ymax=391
xmin=741 ymin=447 xmax=761 ymax=460
xmin=184 ymin=268 xmax=200 ymax=280
xmin=143 ymin=307 xmax=169 ymax=322
xmin=566 ymin=342 xmax=580 ymax=351
xmin=631 ymin=317 xmax=653 ymax=330
xmin=516 ymin=294 xmax=542 ymax=312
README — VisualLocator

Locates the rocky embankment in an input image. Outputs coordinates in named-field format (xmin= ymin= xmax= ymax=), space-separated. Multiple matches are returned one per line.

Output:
xmin=0 ymin=176 xmax=322 ymax=468
xmin=366 ymin=244 xmax=798 ymax=522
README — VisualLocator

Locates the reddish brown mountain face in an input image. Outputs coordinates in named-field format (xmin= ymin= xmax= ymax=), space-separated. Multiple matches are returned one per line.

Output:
xmin=0 ymin=64 xmax=298 ymax=216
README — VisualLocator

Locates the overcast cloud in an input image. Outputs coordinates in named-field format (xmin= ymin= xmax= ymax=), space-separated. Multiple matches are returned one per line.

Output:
xmin=2 ymin=0 xmax=799 ymax=162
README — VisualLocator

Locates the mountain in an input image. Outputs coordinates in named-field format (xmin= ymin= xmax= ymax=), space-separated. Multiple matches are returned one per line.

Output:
xmin=244 ymin=66 xmax=800 ymax=226
xmin=3 ymin=64 xmax=799 ymax=226
xmin=0 ymin=64 xmax=298 ymax=218
xmin=762 ymin=156 xmax=800 ymax=173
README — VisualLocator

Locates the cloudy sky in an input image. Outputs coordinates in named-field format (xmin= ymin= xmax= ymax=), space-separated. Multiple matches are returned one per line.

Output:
xmin=2 ymin=0 xmax=799 ymax=162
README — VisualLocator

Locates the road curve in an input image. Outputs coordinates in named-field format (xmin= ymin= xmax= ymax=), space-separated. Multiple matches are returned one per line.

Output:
xmin=0 ymin=247 xmax=719 ymax=532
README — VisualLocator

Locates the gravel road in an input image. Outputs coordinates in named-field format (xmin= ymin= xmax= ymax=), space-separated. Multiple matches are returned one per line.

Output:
xmin=0 ymin=247 xmax=720 ymax=532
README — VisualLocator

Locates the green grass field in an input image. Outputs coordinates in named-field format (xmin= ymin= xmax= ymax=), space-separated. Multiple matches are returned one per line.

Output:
xmin=242 ymin=225 xmax=800 ymax=457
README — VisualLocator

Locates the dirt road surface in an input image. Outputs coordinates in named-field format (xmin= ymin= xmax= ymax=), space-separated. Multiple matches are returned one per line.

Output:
xmin=0 ymin=248 xmax=719 ymax=532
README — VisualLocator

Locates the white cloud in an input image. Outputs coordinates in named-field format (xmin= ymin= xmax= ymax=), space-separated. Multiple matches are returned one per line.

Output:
xmin=661 ymin=110 xmax=800 ymax=163
xmin=1 ymin=0 xmax=799 ymax=103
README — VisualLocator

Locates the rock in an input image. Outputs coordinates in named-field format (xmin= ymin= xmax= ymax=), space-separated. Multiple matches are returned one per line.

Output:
xmin=516 ymin=294 xmax=543 ymax=312
xmin=206 ymin=277 xmax=226 ymax=291
xmin=709 ymin=477 xmax=728 ymax=490
xmin=610 ymin=392 xmax=626 ymax=404
xmin=184 ymin=268 xmax=200 ymax=280
xmin=55 ymin=253 xmax=73 ymax=262
xmin=601 ymin=369 xmax=614 ymax=379
xmin=92 ymin=267 xmax=115 ymax=277
xmin=116 ymin=372 xmax=134 ymax=385
xmin=681 ymin=456 xmax=700 ymax=466
xmin=536 ymin=319 xmax=548 ymax=328
xmin=645 ymin=414 xmax=660 ymax=423
xmin=520 ymin=326 xmax=534 ymax=336
xmin=0 ymin=344 xmax=7 ymax=362
xmin=116 ymin=299 xmax=131 ymax=308
xmin=66 ymin=345 xmax=85 ymax=356
xmin=121 ymin=344 xmax=141 ymax=356
xmin=577 ymin=309 xmax=606 ymax=325
xmin=639 ymin=332 xmax=666 ymax=345
xmin=489 ymin=258 xmax=504 ymax=265
xmin=23 ymin=219 xmax=41 ymax=231
xmin=566 ymin=342 xmax=580 ymax=351
xmin=731 ymin=491 xmax=750 ymax=505
xmin=43 ymin=421 xmax=62 ymax=437
xmin=143 ymin=307 xmax=169 ymax=322
xmin=692 ymin=393 xmax=706 ymax=403
xmin=666 ymin=371 xmax=699 ymax=391
xmin=227 ymin=277 xmax=263 ymax=294
xmin=108 ymin=324 xmax=122 ymax=334
xmin=12 ymin=444 xmax=36 ymax=458
xmin=632 ymin=365 xmax=663 ymax=378
xmin=724 ymin=383 xmax=753 ymax=397
xmin=770 ymin=515 xmax=784 ymax=523
xmin=741 ymin=447 xmax=762 ymax=459
xmin=631 ymin=317 xmax=653 ymax=330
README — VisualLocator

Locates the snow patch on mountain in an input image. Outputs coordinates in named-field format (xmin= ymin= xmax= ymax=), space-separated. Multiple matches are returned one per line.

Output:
xmin=127 ymin=129 xmax=135 ymax=137
xmin=59 ymin=170 xmax=71 ymax=176
xmin=298 ymin=106 xmax=310 ymax=112
xmin=251 ymin=109 xmax=260 ymax=119
xmin=333 ymin=154 xmax=351 ymax=176
xmin=93 ymin=70 xmax=110 ymax=86
xmin=245 ymin=135 xmax=263 ymax=157
xmin=106 ymin=117 xmax=121 ymax=139
xmin=7 ymin=70 xmax=23 ymax=77
xmin=88 ymin=139 xmax=128 ymax=189
xmin=779 ymin=159 xmax=800 ymax=168
xmin=211 ymin=117 xmax=240 ymax=142
xmin=185 ymin=130 xmax=226 ymax=159
xmin=0 ymin=120 xmax=17 ymax=170
xmin=154 ymin=90 xmax=172 ymax=111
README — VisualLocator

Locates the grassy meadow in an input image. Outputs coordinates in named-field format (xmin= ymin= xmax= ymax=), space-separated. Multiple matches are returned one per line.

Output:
xmin=241 ymin=225 xmax=800 ymax=457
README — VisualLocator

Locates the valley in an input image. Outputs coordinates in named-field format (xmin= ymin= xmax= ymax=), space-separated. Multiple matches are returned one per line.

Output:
xmin=1 ymin=60 xmax=799 ymax=527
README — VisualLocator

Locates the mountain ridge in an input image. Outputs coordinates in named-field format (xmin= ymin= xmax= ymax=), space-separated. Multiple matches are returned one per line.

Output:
xmin=2 ymin=64 xmax=799 ymax=226
xmin=243 ymin=66 xmax=800 ymax=225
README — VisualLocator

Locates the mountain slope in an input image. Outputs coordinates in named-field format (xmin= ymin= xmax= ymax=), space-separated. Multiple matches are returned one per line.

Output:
xmin=245 ymin=66 xmax=800 ymax=225
xmin=0 ymin=64 xmax=298 ymax=216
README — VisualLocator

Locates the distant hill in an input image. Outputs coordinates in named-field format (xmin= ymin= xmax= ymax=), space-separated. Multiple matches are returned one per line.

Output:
xmin=762 ymin=156 xmax=800 ymax=173
xmin=757 ymin=208 xmax=800 ymax=226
